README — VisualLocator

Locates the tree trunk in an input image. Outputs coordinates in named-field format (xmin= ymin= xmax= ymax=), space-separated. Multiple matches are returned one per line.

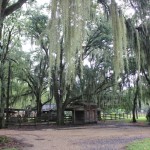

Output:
xmin=132 ymin=77 xmax=139 ymax=123
xmin=53 ymin=70 xmax=64 ymax=125
xmin=53 ymin=40 xmax=65 ymax=126
xmin=0 ymin=61 xmax=6 ymax=128
xmin=132 ymin=96 xmax=137 ymax=123
xmin=6 ymin=61 xmax=11 ymax=127
xmin=0 ymin=4 xmax=4 ymax=128
xmin=36 ymin=93 xmax=42 ymax=117
xmin=57 ymin=101 xmax=64 ymax=125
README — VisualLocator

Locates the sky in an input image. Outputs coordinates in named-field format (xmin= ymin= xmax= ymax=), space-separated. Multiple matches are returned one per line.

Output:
xmin=115 ymin=0 xmax=135 ymax=16
xmin=37 ymin=0 xmax=48 ymax=4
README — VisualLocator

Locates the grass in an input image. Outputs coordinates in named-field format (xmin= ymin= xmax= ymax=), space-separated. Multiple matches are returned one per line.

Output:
xmin=0 ymin=136 xmax=19 ymax=150
xmin=2 ymin=148 xmax=18 ymax=150
xmin=137 ymin=117 xmax=148 ymax=123
xmin=127 ymin=138 xmax=150 ymax=150
xmin=124 ymin=116 xmax=148 ymax=123
xmin=0 ymin=136 xmax=9 ymax=144
xmin=100 ymin=115 xmax=148 ymax=124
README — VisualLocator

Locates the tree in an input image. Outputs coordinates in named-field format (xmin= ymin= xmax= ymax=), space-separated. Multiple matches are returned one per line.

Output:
xmin=46 ymin=0 xmax=149 ymax=124
xmin=0 ymin=0 xmax=34 ymax=128
xmin=22 ymin=11 xmax=49 ymax=117
xmin=0 ymin=0 xmax=29 ymax=36
xmin=50 ymin=14 xmax=115 ymax=125
xmin=47 ymin=0 xmax=115 ymax=125
xmin=0 ymin=13 xmax=21 ymax=127
xmin=108 ymin=0 xmax=150 ymax=122
xmin=19 ymin=52 xmax=49 ymax=117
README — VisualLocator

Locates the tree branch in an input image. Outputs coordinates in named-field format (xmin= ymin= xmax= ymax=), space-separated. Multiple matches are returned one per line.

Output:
xmin=4 ymin=0 xmax=28 ymax=18
xmin=142 ymin=67 xmax=150 ymax=85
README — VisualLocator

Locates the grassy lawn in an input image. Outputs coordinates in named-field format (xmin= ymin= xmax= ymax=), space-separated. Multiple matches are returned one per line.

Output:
xmin=100 ymin=113 xmax=148 ymax=124
xmin=127 ymin=138 xmax=150 ymax=150
xmin=101 ymin=116 xmax=148 ymax=124
xmin=137 ymin=117 xmax=148 ymax=123
xmin=124 ymin=116 xmax=148 ymax=123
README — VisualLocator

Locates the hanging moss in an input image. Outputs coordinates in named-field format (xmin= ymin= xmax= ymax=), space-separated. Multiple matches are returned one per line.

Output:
xmin=135 ymin=30 xmax=141 ymax=74
xmin=110 ymin=0 xmax=128 ymax=81
xmin=48 ymin=0 xmax=95 ymax=85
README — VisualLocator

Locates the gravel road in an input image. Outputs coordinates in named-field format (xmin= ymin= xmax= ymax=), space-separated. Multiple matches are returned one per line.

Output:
xmin=0 ymin=121 xmax=150 ymax=150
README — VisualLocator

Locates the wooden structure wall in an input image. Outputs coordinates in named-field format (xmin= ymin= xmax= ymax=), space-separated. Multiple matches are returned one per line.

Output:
xmin=66 ymin=102 xmax=97 ymax=124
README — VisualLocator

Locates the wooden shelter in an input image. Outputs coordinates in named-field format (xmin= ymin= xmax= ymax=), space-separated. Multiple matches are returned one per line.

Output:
xmin=65 ymin=101 xmax=97 ymax=124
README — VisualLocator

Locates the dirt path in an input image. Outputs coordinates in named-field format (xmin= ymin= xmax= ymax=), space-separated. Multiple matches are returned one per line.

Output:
xmin=0 ymin=122 xmax=150 ymax=150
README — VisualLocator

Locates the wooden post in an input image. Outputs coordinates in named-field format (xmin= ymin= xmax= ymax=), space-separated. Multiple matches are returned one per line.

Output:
xmin=119 ymin=114 xmax=121 ymax=119
xmin=115 ymin=114 xmax=117 ymax=120
xmin=73 ymin=110 xmax=75 ymax=124
xmin=111 ymin=114 xmax=112 ymax=120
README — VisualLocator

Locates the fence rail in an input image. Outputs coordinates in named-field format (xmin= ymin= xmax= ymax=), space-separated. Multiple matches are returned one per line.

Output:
xmin=6 ymin=116 xmax=56 ymax=127
xmin=98 ymin=113 xmax=146 ymax=121
xmin=6 ymin=115 xmax=72 ymax=127
xmin=99 ymin=113 xmax=132 ymax=121
xmin=6 ymin=113 xmax=146 ymax=126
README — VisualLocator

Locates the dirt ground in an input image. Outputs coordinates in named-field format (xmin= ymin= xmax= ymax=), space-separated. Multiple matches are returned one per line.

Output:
xmin=0 ymin=121 xmax=150 ymax=150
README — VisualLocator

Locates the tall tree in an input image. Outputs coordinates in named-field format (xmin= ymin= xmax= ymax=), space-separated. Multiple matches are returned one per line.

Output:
xmin=50 ymin=14 xmax=115 ymax=125
xmin=0 ymin=0 xmax=34 ymax=128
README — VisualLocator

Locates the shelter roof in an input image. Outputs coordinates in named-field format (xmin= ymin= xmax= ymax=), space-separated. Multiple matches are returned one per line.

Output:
xmin=66 ymin=101 xmax=97 ymax=111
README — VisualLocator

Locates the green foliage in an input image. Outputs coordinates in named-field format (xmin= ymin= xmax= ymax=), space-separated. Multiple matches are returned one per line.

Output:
xmin=127 ymin=138 xmax=150 ymax=150
xmin=73 ymin=16 xmax=114 ymax=107
xmin=25 ymin=11 xmax=48 ymax=41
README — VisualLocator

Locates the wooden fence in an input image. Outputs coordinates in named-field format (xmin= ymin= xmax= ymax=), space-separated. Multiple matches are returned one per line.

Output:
xmin=6 ymin=115 xmax=72 ymax=127
xmin=98 ymin=113 xmax=133 ymax=121
xmin=100 ymin=112 xmax=147 ymax=121
xmin=6 ymin=116 xmax=56 ymax=127
xmin=6 ymin=113 xmax=146 ymax=127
